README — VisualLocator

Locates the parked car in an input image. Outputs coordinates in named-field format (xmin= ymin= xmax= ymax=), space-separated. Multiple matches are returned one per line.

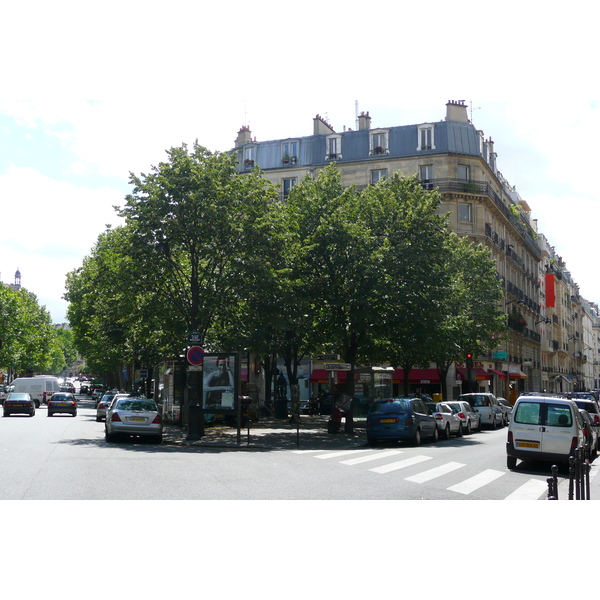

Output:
xmin=3 ymin=392 xmax=36 ymax=417
xmin=445 ymin=400 xmax=481 ymax=434
xmin=426 ymin=402 xmax=462 ymax=439
xmin=506 ymin=395 xmax=585 ymax=469
xmin=497 ymin=397 xmax=513 ymax=425
xmin=459 ymin=392 xmax=504 ymax=429
xmin=47 ymin=393 xmax=78 ymax=417
xmin=0 ymin=385 xmax=7 ymax=404
xmin=366 ymin=397 xmax=439 ymax=446
xmin=570 ymin=399 xmax=600 ymax=434
xmin=105 ymin=396 xmax=163 ymax=443
xmin=91 ymin=388 xmax=105 ymax=403
xmin=579 ymin=409 xmax=598 ymax=459
xmin=80 ymin=384 xmax=89 ymax=395
xmin=95 ymin=389 xmax=120 ymax=409
xmin=95 ymin=396 xmax=115 ymax=422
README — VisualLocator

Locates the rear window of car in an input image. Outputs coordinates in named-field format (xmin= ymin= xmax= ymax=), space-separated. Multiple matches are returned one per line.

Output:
xmin=116 ymin=399 xmax=157 ymax=412
xmin=573 ymin=400 xmax=597 ymax=413
xmin=514 ymin=401 xmax=573 ymax=427
xmin=369 ymin=399 xmax=408 ymax=414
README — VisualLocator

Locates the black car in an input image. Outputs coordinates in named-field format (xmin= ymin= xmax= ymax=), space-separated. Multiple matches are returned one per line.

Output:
xmin=47 ymin=393 xmax=78 ymax=417
xmin=3 ymin=393 xmax=36 ymax=417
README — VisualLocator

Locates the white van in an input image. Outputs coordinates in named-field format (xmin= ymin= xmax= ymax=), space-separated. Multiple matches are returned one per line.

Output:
xmin=506 ymin=395 xmax=585 ymax=469
xmin=7 ymin=377 xmax=61 ymax=407
xmin=458 ymin=392 xmax=505 ymax=429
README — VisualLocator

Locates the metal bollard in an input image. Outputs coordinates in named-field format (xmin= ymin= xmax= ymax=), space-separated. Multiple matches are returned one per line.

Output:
xmin=568 ymin=455 xmax=575 ymax=500
xmin=585 ymin=459 xmax=591 ymax=500
xmin=546 ymin=464 xmax=559 ymax=500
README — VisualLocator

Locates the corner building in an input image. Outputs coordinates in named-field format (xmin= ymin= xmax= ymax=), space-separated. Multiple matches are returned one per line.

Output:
xmin=232 ymin=101 xmax=584 ymax=398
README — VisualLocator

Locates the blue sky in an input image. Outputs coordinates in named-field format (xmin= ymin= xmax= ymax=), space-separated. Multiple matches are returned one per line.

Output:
xmin=1 ymin=2 xmax=598 ymax=324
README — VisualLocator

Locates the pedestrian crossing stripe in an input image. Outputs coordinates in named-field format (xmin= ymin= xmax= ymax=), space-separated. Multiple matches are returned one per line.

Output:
xmin=447 ymin=469 xmax=504 ymax=495
xmin=370 ymin=455 xmax=433 ymax=474
xmin=405 ymin=461 xmax=465 ymax=483
xmin=340 ymin=450 xmax=403 ymax=465
xmin=504 ymin=479 xmax=548 ymax=500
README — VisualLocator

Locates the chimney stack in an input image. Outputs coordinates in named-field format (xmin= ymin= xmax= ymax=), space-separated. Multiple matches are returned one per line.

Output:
xmin=358 ymin=111 xmax=371 ymax=130
xmin=313 ymin=114 xmax=335 ymax=135
xmin=445 ymin=100 xmax=469 ymax=123
xmin=234 ymin=125 xmax=252 ymax=148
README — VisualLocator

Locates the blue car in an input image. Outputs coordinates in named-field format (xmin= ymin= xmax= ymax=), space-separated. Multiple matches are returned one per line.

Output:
xmin=366 ymin=397 xmax=439 ymax=446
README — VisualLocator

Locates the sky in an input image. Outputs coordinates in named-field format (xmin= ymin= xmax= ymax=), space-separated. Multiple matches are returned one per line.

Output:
xmin=1 ymin=1 xmax=599 ymax=325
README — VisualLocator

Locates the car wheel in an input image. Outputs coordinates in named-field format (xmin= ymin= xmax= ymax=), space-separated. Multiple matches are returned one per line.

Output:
xmin=73 ymin=412 xmax=77 ymax=417
xmin=491 ymin=417 xmax=497 ymax=430
xmin=457 ymin=422 xmax=463 ymax=437
xmin=367 ymin=437 xmax=378 ymax=448
xmin=413 ymin=428 xmax=422 ymax=446
xmin=105 ymin=428 xmax=116 ymax=443
xmin=96 ymin=416 xmax=101 ymax=422
xmin=47 ymin=412 xmax=53 ymax=417
xmin=3 ymin=412 xmax=8 ymax=417
xmin=507 ymin=455 xmax=517 ymax=470
xmin=29 ymin=411 xmax=35 ymax=417
xmin=443 ymin=424 xmax=451 ymax=439
xmin=466 ymin=421 xmax=472 ymax=435
xmin=431 ymin=426 xmax=439 ymax=443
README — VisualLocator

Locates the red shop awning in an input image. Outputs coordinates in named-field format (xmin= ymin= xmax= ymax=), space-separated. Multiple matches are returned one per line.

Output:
xmin=393 ymin=368 xmax=440 ymax=384
xmin=456 ymin=368 xmax=491 ymax=381
xmin=488 ymin=368 xmax=507 ymax=380
xmin=309 ymin=369 xmax=329 ymax=383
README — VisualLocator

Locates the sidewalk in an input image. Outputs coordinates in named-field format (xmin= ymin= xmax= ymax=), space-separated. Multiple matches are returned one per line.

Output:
xmin=162 ymin=414 xmax=367 ymax=450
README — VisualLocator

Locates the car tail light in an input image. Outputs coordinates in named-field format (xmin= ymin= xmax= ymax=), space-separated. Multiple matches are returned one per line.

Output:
xmin=152 ymin=415 xmax=162 ymax=424
xmin=458 ymin=412 xmax=466 ymax=419
xmin=584 ymin=428 xmax=589 ymax=437
xmin=594 ymin=415 xmax=600 ymax=425
xmin=111 ymin=412 xmax=122 ymax=422
xmin=405 ymin=418 xmax=413 ymax=426
xmin=435 ymin=414 xmax=443 ymax=420
xmin=508 ymin=431 xmax=513 ymax=444
xmin=571 ymin=437 xmax=579 ymax=450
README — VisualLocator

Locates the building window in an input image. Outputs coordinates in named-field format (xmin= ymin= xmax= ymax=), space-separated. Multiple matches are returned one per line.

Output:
xmin=457 ymin=165 xmax=470 ymax=180
xmin=282 ymin=177 xmax=297 ymax=198
xmin=419 ymin=164 xmax=434 ymax=189
xmin=370 ymin=129 xmax=389 ymax=155
xmin=326 ymin=135 xmax=342 ymax=160
xmin=371 ymin=170 xmax=387 ymax=184
xmin=282 ymin=141 xmax=298 ymax=164
xmin=243 ymin=146 xmax=256 ymax=168
xmin=459 ymin=203 xmax=472 ymax=222
xmin=417 ymin=124 xmax=435 ymax=151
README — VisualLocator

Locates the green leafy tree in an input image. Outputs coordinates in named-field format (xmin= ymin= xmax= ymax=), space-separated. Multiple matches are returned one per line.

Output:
xmin=430 ymin=234 xmax=507 ymax=399
xmin=361 ymin=174 xmax=452 ymax=395
xmin=118 ymin=142 xmax=278 ymax=349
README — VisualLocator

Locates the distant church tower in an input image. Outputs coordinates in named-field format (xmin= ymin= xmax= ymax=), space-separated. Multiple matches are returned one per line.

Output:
xmin=9 ymin=268 xmax=21 ymax=291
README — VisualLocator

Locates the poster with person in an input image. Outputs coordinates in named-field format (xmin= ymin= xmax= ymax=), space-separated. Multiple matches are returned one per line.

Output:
xmin=202 ymin=354 xmax=237 ymax=411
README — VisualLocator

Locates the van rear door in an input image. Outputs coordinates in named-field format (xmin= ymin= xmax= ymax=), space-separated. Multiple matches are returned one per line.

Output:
xmin=541 ymin=402 xmax=581 ymax=456
xmin=511 ymin=400 xmax=543 ymax=454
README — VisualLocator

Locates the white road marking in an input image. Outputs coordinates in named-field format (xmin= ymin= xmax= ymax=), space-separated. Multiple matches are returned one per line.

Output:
xmin=447 ymin=469 xmax=505 ymax=495
xmin=370 ymin=455 xmax=432 ymax=474
xmin=405 ymin=461 xmax=465 ymax=483
xmin=340 ymin=450 xmax=403 ymax=465
xmin=504 ymin=479 xmax=549 ymax=500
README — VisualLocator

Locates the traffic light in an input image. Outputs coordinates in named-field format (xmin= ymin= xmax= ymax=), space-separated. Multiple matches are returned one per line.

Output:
xmin=466 ymin=353 xmax=474 ymax=369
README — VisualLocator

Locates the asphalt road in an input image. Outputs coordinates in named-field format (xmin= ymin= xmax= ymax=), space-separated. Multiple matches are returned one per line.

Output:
xmin=0 ymin=394 xmax=586 ymax=501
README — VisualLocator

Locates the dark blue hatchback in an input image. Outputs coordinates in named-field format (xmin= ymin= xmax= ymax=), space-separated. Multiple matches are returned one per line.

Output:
xmin=366 ymin=397 xmax=439 ymax=446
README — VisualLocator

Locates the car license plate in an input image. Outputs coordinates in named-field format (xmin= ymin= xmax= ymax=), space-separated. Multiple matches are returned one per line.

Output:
xmin=58 ymin=403 xmax=67 ymax=406
xmin=379 ymin=418 xmax=396 ymax=424
xmin=13 ymin=403 xmax=24 ymax=407
xmin=130 ymin=417 xmax=145 ymax=422
xmin=516 ymin=441 xmax=540 ymax=449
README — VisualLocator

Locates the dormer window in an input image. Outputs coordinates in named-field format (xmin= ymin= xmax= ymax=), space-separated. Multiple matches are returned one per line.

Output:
xmin=417 ymin=124 xmax=436 ymax=151
xmin=243 ymin=145 xmax=256 ymax=168
xmin=281 ymin=140 xmax=299 ymax=165
xmin=326 ymin=134 xmax=342 ymax=160
xmin=370 ymin=129 xmax=389 ymax=155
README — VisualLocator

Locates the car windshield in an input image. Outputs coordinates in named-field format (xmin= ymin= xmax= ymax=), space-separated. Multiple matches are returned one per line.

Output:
xmin=369 ymin=399 xmax=408 ymax=414
xmin=574 ymin=400 xmax=596 ymax=412
xmin=116 ymin=399 xmax=157 ymax=412
xmin=8 ymin=394 xmax=29 ymax=400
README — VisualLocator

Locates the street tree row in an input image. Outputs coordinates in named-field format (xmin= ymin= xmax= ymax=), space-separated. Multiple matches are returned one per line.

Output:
xmin=0 ymin=285 xmax=77 ymax=377
xmin=64 ymin=143 xmax=507 ymax=400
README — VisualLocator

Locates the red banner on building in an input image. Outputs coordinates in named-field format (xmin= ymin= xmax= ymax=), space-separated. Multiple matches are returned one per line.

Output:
xmin=545 ymin=273 xmax=555 ymax=308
